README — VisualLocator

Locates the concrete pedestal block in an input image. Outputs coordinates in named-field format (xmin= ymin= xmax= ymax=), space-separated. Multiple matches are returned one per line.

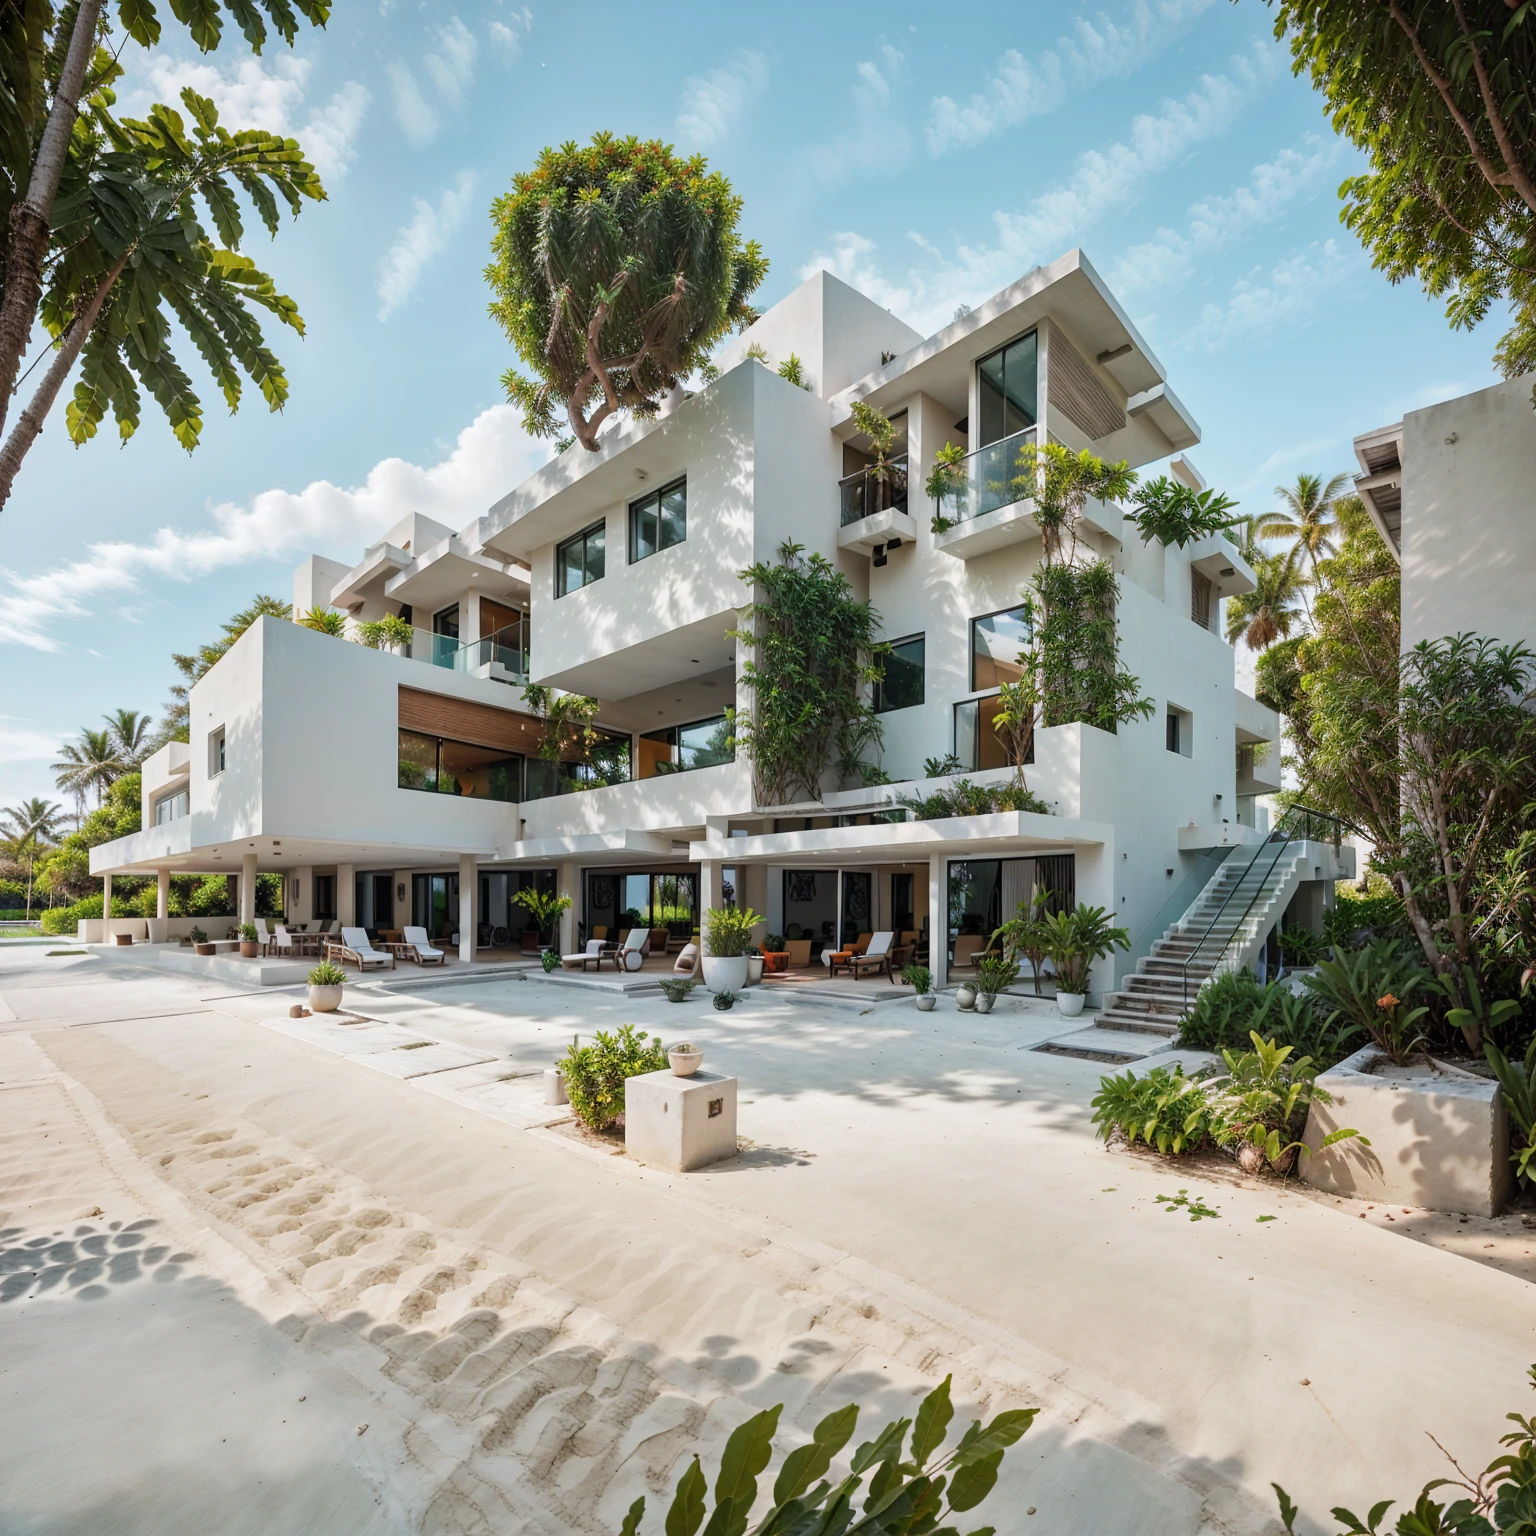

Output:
xmin=624 ymin=1069 xmax=738 ymax=1173
xmin=1303 ymin=1045 xmax=1510 ymax=1216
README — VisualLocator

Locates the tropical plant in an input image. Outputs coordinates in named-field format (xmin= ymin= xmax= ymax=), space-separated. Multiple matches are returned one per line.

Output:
xmin=154 ymin=594 xmax=292 ymax=745
xmin=1279 ymin=924 xmax=1323 ymax=968
xmin=1258 ymin=472 xmax=1350 ymax=602
xmin=1273 ymin=1360 xmax=1536 ymax=1536
xmin=657 ymin=977 xmax=696 ymax=1002
xmin=1323 ymin=887 xmax=1408 ymax=949
xmin=51 ymin=726 xmax=123 ymax=817
xmin=1484 ymin=1038 xmax=1536 ymax=1186
xmin=237 ymin=921 xmax=258 ymax=942
xmin=0 ymin=797 xmax=64 ymax=919
xmin=712 ymin=989 xmax=737 ymax=1011
xmin=1041 ymin=903 xmax=1130 ymax=996
xmin=298 ymin=606 xmax=345 ymax=635
xmin=511 ymin=887 xmax=572 ymax=939
xmin=1203 ymin=1033 xmax=1363 ymax=1173
xmin=1224 ymin=546 xmax=1307 ymax=652
xmin=1032 ymin=558 xmax=1153 ymax=733
xmin=848 ymin=398 xmax=896 ymax=482
xmin=103 ymin=708 xmax=152 ymax=767
xmin=188 ymin=925 xmax=206 ymax=945
xmin=925 ymin=441 xmax=967 ymax=532
xmin=731 ymin=541 xmax=885 ymax=803
xmin=561 ymin=1024 xmax=668 ymax=1131
xmin=0 ymin=2 xmax=328 ymax=512
xmin=1305 ymin=941 xmax=1433 ymax=1065
xmin=487 ymin=133 xmax=767 ymax=451
xmin=975 ymin=953 xmax=1019 ymax=999
xmin=776 ymin=352 xmax=811 ymax=390
xmin=900 ymin=962 xmax=932 ymax=995
xmin=356 ymin=614 xmax=414 ymax=651
xmin=611 ymin=1373 xmax=1033 ymax=1536
xmin=1090 ymin=1062 xmax=1212 ymax=1155
xmin=992 ymin=888 xmax=1053 ymax=995
xmin=519 ymin=683 xmax=604 ymax=784
xmin=307 ymin=959 xmax=346 ymax=987
xmin=1179 ymin=970 xmax=1361 ymax=1068
xmin=1271 ymin=0 xmax=1536 ymax=378
xmin=1127 ymin=476 xmax=1239 ymax=548
xmin=922 ymin=753 xmax=962 ymax=779
xmin=704 ymin=905 xmax=763 ymax=958
xmin=1178 ymin=970 xmax=1273 ymax=1050
xmin=541 ymin=949 xmax=560 ymax=973
xmin=1441 ymin=966 xmax=1523 ymax=1056
xmin=902 ymin=777 xmax=1049 ymax=822
xmin=762 ymin=933 xmax=785 ymax=953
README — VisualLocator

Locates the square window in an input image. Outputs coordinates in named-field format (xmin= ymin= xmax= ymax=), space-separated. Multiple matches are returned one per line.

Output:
xmin=875 ymin=635 xmax=924 ymax=713
xmin=629 ymin=477 xmax=687 ymax=563
xmin=556 ymin=521 xmax=606 ymax=596
xmin=1166 ymin=706 xmax=1193 ymax=758
xmin=970 ymin=606 xmax=1031 ymax=691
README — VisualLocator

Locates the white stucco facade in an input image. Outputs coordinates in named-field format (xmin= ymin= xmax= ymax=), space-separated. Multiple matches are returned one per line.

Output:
xmin=92 ymin=251 xmax=1299 ymax=998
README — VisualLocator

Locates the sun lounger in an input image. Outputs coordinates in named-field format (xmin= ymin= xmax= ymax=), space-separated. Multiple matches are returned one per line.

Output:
xmin=848 ymin=932 xmax=897 ymax=980
xmin=329 ymin=926 xmax=394 ymax=971
xmin=562 ymin=939 xmax=609 ymax=971
xmin=390 ymin=925 xmax=445 ymax=965
xmin=611 ymin=928 xmax=650 ymax=973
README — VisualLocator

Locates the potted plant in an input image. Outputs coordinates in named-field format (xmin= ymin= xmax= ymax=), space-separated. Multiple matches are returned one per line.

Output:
xmin=760 ymin=933 xmax=789 ymax=973
xmin=190 ymin=925 xmax=214 ymax=956
xmin=747 ymin=951 xmax=765 ymax=986
xmin=1042 ymin=903 xmax=1131 ymax=1018
xmin=975 ymin=954 xmax=1019 ymax=1014
xmin=901 ymin=962 xmax=936 ymax=1011
xmin=712 ymin=989 xmax=738 ymax=1013
xmin=512 ymin=887 xmax=573 ymax=952
xmin=955 ymin=977 xmax=978 ymax=1010
xmin=540 ymin=949 xmax=560 ymax=973
xmin=307 ymin=958 xmax=346 ymax=1013
xmin=238 ymin=921 xmax=260 ymax=959
xmin=702 ymin=906 xmax=762 ymax=994
xmin=113 ymin=930 xmax=133 ymax=946
xmin=991 ymin=889 xmax=1052 ymax=995
xmin=658 ymin=977 xmax=696 ymax=1003
xmin=668 ymin=1041 xmax=704 ymax=1076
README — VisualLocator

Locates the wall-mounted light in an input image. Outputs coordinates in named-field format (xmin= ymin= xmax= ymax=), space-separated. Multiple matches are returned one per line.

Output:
xmin=397 ymin=882 xmax=406 ymax=903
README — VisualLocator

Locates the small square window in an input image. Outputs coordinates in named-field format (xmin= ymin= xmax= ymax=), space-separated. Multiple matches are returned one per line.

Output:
xmin=1166 ymin=706 xmax=1193 ymax=758
xmin=629 ymin=477 xmax=687 ymax=563
xmin=208 ymin=726 xmax=226 ymax=777
xmin=875 ymin=635 xmax=924 ymax=713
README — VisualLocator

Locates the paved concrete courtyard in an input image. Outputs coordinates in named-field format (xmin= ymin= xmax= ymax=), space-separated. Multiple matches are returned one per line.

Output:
xmin=1 ymin=938 xmax=1531 ymax=1534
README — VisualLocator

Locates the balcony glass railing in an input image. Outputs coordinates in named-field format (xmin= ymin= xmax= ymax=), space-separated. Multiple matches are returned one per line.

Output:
xmin=839 ymin=454 xmax=909 ymax=526
xmin=408 ymin=627 xmax=459 ymax=669
xmin=933 ymin=427 xmax=1037 ymax=527
xmin=455 ymin=619 xmax=529 ymax=680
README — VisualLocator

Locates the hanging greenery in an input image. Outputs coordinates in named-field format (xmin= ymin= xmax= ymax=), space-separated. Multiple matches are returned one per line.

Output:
xmin=520 ymin=682 xmax=602 ymax=776
xmin=731 ymin=540 xmax=886 ymax=804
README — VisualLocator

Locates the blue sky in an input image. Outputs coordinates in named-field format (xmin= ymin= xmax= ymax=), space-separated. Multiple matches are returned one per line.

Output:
xmin=0 ymin=0 xmax=1502 ymax=810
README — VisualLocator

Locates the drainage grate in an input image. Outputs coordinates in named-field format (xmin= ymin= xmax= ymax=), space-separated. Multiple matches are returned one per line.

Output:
xmin=1032 ymin=1042 xmax=1139 ymax=1065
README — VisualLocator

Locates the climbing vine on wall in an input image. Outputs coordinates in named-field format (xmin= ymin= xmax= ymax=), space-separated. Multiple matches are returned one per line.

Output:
xmin=731 ymin=540 xmax=886 ymax=804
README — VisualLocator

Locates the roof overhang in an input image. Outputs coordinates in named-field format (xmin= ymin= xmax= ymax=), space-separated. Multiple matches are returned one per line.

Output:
xmin=385 ymin=538 xmax=531 ymax=612
xmin=1190 ymin=534 xmax=1256 ymax=601
xmin=1352 ymin=421 xmax=1403 ymax=561
xmin=490 ymin=829 xmax=685 ymax=865
xmin=331 ymin=543 xmax=411 ymax=608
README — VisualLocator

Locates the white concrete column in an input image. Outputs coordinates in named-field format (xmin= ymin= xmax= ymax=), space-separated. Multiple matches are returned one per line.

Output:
xmin=156 ymin=868 xmax=170 ymax=920
xmin=338 ymin=863 xmax=355 ymax=927
xmin=240 ymin=852 xmax=257 ymax=925
xmin=557 ymin=860 xmax=579 ymax=952
xmin=742 ymin=864 xmax=768 ymax=931
xmin=459 ymin=852 xmax=476 ymax=963
xmin=102 ymin=872 xmax=112 ymax=922
xmin=700 ymin=859 xmax=720 ymax=952
xmin=294 ymin=865 xmax=313 ymax=925
xmin=928 ymin=854 xmax=946 ymax=990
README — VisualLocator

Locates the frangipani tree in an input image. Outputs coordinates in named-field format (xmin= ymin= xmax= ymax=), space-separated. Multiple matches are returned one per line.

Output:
xmin=487 ymin=133 xmax=768 ymax=451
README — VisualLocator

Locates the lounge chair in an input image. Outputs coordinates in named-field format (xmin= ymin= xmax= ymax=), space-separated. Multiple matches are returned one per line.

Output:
xmin=649 ymin=927 xmax=671 ymax=955
xmin=329 ymin=926 xmax=394 ymax=971
xmin=269 ymin=923 xmax=295 ymax=956
xmin=672 ymin=942 xmax=699 ymax=977
xmin=315 ymin=918 xmax=334 ymax=936
xmin=394 ymin=926 xmax=445 ymax=966
xmin=562 ymin=939 xmax=609 ymax=971
xmin=611 ymin=928 xmax=650 ymax=973
xmin=951 ymin=934 xmax=986 ymax=972
xmin=823 ymin=931 xmax=873 ymax=972
xmin=848 ymin=932 xmax=897 ymax=980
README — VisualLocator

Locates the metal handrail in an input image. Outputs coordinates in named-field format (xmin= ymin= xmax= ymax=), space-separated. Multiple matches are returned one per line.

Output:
xmin=1179 ymin=803 xmax=1352 ymax=1009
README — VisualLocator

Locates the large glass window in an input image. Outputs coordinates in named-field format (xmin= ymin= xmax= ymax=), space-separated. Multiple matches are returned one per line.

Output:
xmin=953 ymin=696 xmax=1017 ymax=772
xmin=874 ymin=635 xmax=924 ymax=713
xmin=629 ymin=477 xmax=687 ymax=563
xmin=639 ymin=715 xmax=732 ymax=777
xmin=397 ymin=728 xmax=521 ymax=801
xmin=153 ymin=788 xmax=189 ymax=825
xmin=970 ymin=606 xmax=1031 ymax=691
xmin=433 ymin=603 xmax=459 ymax=639
xmin=556 ymin=520 xmax=606 ymax=597
xmin=976 ymin=331 xmax=1038 ymax=448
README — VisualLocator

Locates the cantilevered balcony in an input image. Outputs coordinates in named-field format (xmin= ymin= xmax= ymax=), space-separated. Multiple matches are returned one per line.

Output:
xmin=837 ymin=454 xmax=917 ymax=555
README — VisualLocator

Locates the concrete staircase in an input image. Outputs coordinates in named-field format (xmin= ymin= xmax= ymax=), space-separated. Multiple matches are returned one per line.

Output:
xmin=1094 ymin=844 xmax=1311 ymax=1040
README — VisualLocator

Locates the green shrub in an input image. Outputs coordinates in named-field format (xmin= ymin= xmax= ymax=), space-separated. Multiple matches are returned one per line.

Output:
xmin=562 ymin=1025 xmax=667 ymax=1131
xmin=1180 ymin=970 xmax=1361 ymax=1069
xmin=237 ymin=922 xmax=259 ymax=942
xmin=0 ymin=879 xmax=27 ymax=906
xmin=1305 ymin=940 xmax=1433 ymax=1065
xmin=1279 ymin=924 xmax=1323 ymax=967
xmin=901 ymin=776 xmax=1050 ymax=820
xmin=975 ymin=954 xmax=1018 ymax=997
xmin=40 ymin=894 xmax=103 ymax=935
xmin=657 ymin=977 xmax=696 ymax=1003
xmin=1179 ymin=970 xmax=1271 ymax=1051
xmin=1322 ymin=889 xmax=1407 ymax=948
xmin=900 ymin=962 xmax=932 ymax=994
xmin=616 ymin=1373 xmax=1032 ymax=1536
xmin=307 ymin=960 xmax=346 ymax=987
xmin=1090 ymin=1063 xmax=1212 ymax=1155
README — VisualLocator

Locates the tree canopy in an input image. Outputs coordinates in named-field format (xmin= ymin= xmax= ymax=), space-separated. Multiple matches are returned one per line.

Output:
xmin=487 ymin=133 xmax=768 ymax=451
xmin=1272 ymin=0 xmax=1536 ymax=377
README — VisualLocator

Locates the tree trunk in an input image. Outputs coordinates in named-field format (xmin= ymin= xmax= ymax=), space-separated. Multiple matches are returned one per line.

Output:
xmin=0 ymin=256 xmax=124 ymax=513
xmin=0 ymin=0 xmax=106 ymax=441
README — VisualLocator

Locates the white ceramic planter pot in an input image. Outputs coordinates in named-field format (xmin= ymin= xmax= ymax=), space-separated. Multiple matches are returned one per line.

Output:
xmin=309 ymin=983 xmax=343 ymax=1013
xmin=916 ymin=994 xmax=937 ymax=1012
xmin=701 ymin=955 xmax=749 ymax=994
xmin=1057 ymin=991 xmax=1086 ymax=1018
xmin=746 ymin=955 xmax=765 ymax=986
xmin=975 ymin=994 xmax=994 ymax=1014
xmin=955 ymin=983 xmax=977 ymax=1011
xmin=668 ymin=1048 xmax=704 ymax=1076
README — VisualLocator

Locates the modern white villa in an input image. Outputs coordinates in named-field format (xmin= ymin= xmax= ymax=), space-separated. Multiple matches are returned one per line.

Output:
xmin=88 ymin=250 xmax=1353 ymax=1007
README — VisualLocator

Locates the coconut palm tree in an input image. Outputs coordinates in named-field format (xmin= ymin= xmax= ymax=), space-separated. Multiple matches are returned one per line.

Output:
xmin=1 ymin=797 xmax=65 ymax=918
xmin=103 ymin=708 xmax=153 ymax=768
xmin=1257 ymin=472 xmax=1351 ymax=612
xmin=1225 ymin=547 xmax=1308 ymax=652
xmin=52 ymin=728 xmax=124 ymax=820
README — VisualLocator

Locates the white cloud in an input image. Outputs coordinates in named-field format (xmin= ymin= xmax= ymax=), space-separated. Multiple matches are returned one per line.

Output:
xmin=388 ymin=63 xmax=439 ymax=147
xmin=802 ymin=50 xmax=1274 ymax=333
xmin=926 ymin=0 xmax=1219 ymax=155
xmin=803 ymin=46 xmax=910 ymax=187
xmin=376 ymin=170 xmax=478 ymax=321
xmin=125 ymin=55 xmax=370 ymax=181
xmin=1109 ymin=136 xmax=1343 ymax=297
xmin=675 ymin=50 xmax=768 ymax=147
xmin=0 ymin=406 xmax=550 ymax=655
xmin=1191 ymin=239 xmax=1354 ymax=350
xmin=425 ymin=16 xmax=478 ymax=106
xmin=488 ymin=8 xmax=533 ymax=63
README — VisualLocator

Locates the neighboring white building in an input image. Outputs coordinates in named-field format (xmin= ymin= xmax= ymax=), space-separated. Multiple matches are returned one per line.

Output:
xmin=94 ymin=250 xmax=1347 ymax=1003
xmin=1353 ymin=373 xmax=1536 ymax=655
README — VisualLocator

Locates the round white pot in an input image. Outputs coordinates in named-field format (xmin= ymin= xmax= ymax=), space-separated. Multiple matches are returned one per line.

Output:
xmin=746 ymin=954 xmax=765 ymax=986
xmin=916 ymin=993 xmax=937 ymax=1012
xmin=975 ymin=994 xmax=995 ymax=1014
xmin=1056 ymin=990 xmax=1086 ymax=1017
xmin=955 ymin=983 xmax=977 ymax=1011
xmin=701 ymin=955 xmax=749 ymax=994
xmin=309 ymin=983 xmax=343 ymax=1013
xmin=668 ymin=1047 xmax=704 ymax=1077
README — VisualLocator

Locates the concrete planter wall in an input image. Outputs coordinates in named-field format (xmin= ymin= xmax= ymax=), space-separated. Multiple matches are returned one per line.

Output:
xmin=1302 ymin=1044 xmax=1511 ymax=1217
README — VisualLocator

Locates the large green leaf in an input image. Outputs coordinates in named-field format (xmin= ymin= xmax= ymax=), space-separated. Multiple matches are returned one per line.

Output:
xmin=700 ymin=1407 xmax=781 ymax=1536
xmin=772 ymin=1404 xmax=859 ymax=1506
xmin=665 ymin=1458 xmax=707 ymax=1536
xmin=910 ymin=1376 xmax=955 ymax=1470
xmin=946 ymin=1451 xmax=1003 ymax=1513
